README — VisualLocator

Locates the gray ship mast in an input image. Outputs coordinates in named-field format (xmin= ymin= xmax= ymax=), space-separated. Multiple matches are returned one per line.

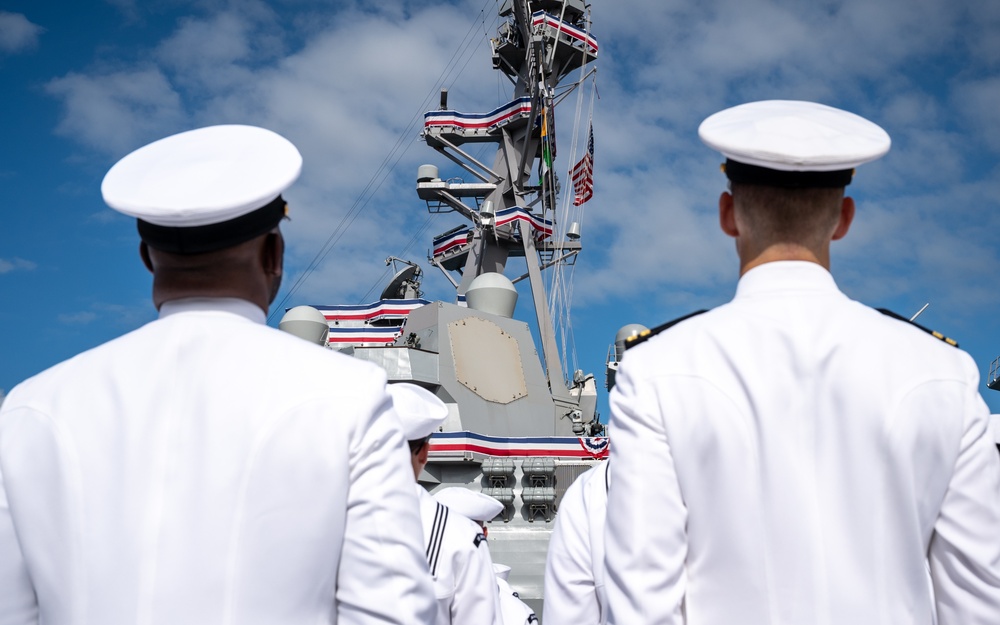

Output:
xmin=280 ymin=4 xmax=603 ymax=610
xmin=418 ymin=0 xmax=596 ymax=421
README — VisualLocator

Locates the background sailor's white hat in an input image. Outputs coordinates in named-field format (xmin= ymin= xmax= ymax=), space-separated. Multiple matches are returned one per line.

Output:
xmin=433 ymin=487 xmax=504 ymax=523
xmin=101 ymin=124 xmax=302 ymax=253
xmin=698 ymin=100 xmax=890 ymax=187
xmin=387 ymin=383 xmax=448 ymax=441
xmin=492 ymin=563 xmax=512 ymax=581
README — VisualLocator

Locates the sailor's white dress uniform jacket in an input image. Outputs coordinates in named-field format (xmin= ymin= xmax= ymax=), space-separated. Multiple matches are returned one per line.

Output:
xmin=0 ymin=298 xmax=436 ymax=625
xmin=543 ymin=461 xmax=608 ymax=625
xmin=495 ymin=575 xmax=537 ymax=625
xmin=416 ymin=486 xmax=500 ymax=624
xmin=605 ymin=261 xmax=1000 ymax=625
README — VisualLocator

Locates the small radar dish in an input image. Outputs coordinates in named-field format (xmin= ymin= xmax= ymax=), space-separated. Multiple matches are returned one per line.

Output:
xmin=380 ymin=260 xmax=423 ymax=300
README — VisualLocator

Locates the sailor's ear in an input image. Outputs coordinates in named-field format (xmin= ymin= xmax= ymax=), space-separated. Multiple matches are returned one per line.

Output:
xmin=719 ymin=191 xmax=738 ymax=237
xmin=261 ymin=230 xmax=284 ymax=277
xmin=139 ymin=242 xmax=154 ymax=273
xmin=831 ymin=196 xmax=855 ymax=241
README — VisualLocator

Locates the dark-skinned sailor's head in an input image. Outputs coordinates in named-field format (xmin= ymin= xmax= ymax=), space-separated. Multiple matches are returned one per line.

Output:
xmin=101 ymin=125 xmax=302 ymax=313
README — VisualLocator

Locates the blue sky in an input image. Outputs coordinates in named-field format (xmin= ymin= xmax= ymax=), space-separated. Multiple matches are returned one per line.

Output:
xmin=3 ymin=0 xmax=1000 ymax=417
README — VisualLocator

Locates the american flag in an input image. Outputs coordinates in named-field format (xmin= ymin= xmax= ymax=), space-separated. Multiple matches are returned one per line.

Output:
xmin=572 ymin=122 xmax=594 ymax=206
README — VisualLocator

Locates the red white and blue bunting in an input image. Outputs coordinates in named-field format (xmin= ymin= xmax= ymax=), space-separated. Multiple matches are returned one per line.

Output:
xmin=325 ymin=326 xmax=403 ymax=345
xmin=531 ymin=11 xmax=599 ymax=56
xmin=424 ymin=96 xmax=533 ymax=133
xmin=494 ymin=206 xmax=554 ymax=239
xmin=429 ymin=431 xmax=609 ymax=459
xmin=433 ymin=228 xmax=473 ymax=257
xmin=313 ymin=299 xmax=430 ymax=323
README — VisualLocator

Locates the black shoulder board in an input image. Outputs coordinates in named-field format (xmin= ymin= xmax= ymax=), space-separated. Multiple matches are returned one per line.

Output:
xmin=473 ymin=532 xmax=486 ymax=547
xmin=624 ymin=309 xmax=709 ymax=351
xmin=876 ymin=308 xmax=959 ymax=348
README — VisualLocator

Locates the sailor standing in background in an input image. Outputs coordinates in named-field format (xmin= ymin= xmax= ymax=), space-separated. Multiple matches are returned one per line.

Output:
xmin=605 ymin=100 xmax=1000 ymax=625
xmin=433 ymin=487 xmax=538 ymax=625
xmin=389 ymin=383 xmax=501 ymax=625
xmin=543 ymin=460 xmax=609 ymax=625
xmin=0 ymin=125 xmax=436 ymax=625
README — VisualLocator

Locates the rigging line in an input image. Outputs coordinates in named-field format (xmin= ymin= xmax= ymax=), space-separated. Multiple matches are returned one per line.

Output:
xmin=444 ymin=3 xmax=496 ymax=93
xmin=268 ymin=8 xmax=495 ymax=322
xmin=269 ymin=135 xmax=421 ymax=322
xmin=314 ymin=0 xmax=495 ymax=310
xmin=553 ymin=77 xmax=595 ymax=374
xmin=356 ymin=212 xmax=435 ymax=303
xmin=549 ymin=8 xmax=594 ymax=377
xmin=548 ymin=44 xmax=588 ymax=303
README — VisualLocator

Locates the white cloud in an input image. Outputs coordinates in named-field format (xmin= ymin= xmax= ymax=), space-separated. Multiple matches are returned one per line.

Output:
xmin=41 ymin=0 xmax=1000 ymax=336
xmin=46 ymin=68 xmax=187 ymax=156
xmin=0 ymin=11 xmax=43 ymax=54
xmin=155 ymin=3 xmax=284 ymax=93
xmin=952 ymin=76 xmax=1000 ymax=153
xmin=0 ymin=258 xmax=37 ymax=274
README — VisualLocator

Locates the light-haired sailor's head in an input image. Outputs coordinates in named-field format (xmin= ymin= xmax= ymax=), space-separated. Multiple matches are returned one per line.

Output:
xmin=698 ymin=100 xmax=890 ymax=188
xmin=101 ymin=124 xmax=302 ymax=254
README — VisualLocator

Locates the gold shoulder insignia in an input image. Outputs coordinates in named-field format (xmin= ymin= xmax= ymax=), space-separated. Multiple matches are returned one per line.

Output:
xmin=624 ymin=309 xmax=709 ymax=351
xmin=876 ymin=308 xmax=959 ymax=348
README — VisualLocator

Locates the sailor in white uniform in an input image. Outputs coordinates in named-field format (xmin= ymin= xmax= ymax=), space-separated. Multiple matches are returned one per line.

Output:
xmin=605 ymin=100 xmax=1000 ymax=625
xmin=433 ymin=487 xmax=537 ymax=625
xmin=492 ymin=564 xmax=538 ymax=625
xmin=543 ymin=460 xmax=609 ymax=625
xmin=0 ymin=125 xmax=436 ymax=625
xmin=389 ymin=383 xmax=501 ymax=625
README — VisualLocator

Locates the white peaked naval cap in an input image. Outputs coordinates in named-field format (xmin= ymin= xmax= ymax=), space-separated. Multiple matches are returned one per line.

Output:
xmin=101 ymin=124 xmax=302 ymax=253
xmin=433 ymin=487 xmax=504 ymax=523
xmin=699 ymin=100 xmax=890 ymax=187
xmin=387 ymin=383 xmax=448 ymax=441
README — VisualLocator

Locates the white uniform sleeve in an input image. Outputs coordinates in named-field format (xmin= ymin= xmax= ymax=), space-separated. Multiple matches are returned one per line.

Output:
xmin=335 ymin=390 xmax=437 ymax=624
xmin=544 ymin=471 xmax=600 ymax=625
xmin=0 ymin=406 xmax=40 ymax=625
xmin=604 ymin=361 xmax=688 ymax=625
xmin=450 ymin=526 xmax=500 ymax=625
xmin=928 ymin=361 xmax=1000 ymax=625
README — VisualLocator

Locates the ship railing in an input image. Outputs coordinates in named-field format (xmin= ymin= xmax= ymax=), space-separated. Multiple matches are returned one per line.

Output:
xmin=989 ymin=355 xmax=1000 ymax=391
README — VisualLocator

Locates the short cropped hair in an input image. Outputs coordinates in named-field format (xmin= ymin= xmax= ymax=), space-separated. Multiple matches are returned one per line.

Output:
xmin=731 ymin=183 xmax=844 ymax=249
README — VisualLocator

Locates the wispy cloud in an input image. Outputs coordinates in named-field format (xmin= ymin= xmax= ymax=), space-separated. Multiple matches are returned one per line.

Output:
xmin=57 ymin=311 xmax=98 ymax=325
xmin=0 ymin=11 xmax=43 ymax=54
xmin=0 ymin=258 xmax=37 ymax=274
xmin=41 ymin=0 xmax=1000 ymax=332
xmin=57 ymin=301 xmax=154 ymax=328
xmin=45 ymin=68 xmax=187 ymax=156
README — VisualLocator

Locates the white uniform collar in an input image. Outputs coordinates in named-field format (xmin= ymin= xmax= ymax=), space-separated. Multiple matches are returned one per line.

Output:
xmin=158 ymin=297 xmax=267 ymax=324
xmin=735 ymin=260 xmax=840 ymax=298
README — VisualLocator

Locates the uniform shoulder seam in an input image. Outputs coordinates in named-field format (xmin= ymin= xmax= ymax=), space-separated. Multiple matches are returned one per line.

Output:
xmin=875 ymin=308 xmax=959 ymax=348
xmin=624 ymin=309 xmax=710 ymax=351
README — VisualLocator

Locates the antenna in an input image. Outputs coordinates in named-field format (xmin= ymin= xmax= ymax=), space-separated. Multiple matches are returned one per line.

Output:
xmin=910 ymin=303 xmax=929 ymax=322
